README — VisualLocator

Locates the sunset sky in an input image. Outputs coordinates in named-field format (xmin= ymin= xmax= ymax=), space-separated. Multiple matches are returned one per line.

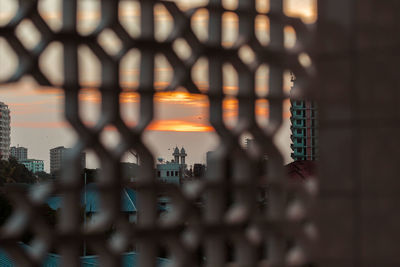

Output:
xmin=0 ymin=0 xmax=316 ymax=171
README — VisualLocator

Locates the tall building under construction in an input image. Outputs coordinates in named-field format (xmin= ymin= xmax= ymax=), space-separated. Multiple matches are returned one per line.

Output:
xmin=290 ymin=75 xmax=318 ymax=161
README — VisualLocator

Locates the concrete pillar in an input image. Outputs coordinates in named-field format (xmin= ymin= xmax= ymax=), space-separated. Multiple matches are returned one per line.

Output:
xmin=317 ymin=1 xmax=400 ymax=265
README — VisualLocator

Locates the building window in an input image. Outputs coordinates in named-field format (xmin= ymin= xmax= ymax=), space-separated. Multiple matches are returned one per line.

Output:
xmin=157 ymin=171 xmax=160 ymax=177
xmin=167 ymin=171 xmax=169 ymax=176
xmin=175 ymin=171 xmax=178 ymax=176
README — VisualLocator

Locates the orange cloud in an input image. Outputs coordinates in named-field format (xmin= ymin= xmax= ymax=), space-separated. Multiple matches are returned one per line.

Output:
xmin=147 ymin=120 xmax=213 ymax=132
xmin=11 ymin=118 xmax=214 ymax=133
xmin=7 ymin=82 xmax=289 ymax=133
xmin=84 ymin=119 xmax=213 ymax=132
xmin=79 ymin=88 xmax=102 ymax=103
xmin=77 ymin=90 xmax=208 ymax=107
xmin=155 ymin=91 xmax=207 ymax=106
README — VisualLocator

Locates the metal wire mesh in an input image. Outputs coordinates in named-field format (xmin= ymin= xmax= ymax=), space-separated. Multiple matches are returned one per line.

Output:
xmin=0 ymin=0 xmax=316 ymax=266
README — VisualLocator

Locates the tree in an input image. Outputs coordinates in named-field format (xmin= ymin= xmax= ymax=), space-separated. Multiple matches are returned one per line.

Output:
xmin=36 ymin=171 xmax=52 ymax=182
xmin=0 ymin=158 xmax=37 ymax=185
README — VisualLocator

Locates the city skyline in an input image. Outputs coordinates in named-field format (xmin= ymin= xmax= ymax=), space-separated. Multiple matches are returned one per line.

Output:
xmin=0 ymin=0 xmax=315 ymax=171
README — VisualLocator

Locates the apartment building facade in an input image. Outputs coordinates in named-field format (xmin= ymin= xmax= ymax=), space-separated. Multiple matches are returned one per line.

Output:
xmin=10 ymin=146 xmax=28 ymax=161
xmin=0 ymin=102 xmax=11 ymax=160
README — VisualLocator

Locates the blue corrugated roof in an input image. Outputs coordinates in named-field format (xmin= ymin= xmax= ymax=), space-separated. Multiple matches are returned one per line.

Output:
xmin=0 ymin=246 xmax=170 ymax=266
xmin=47 ymin=184 xmax=138 ymax=213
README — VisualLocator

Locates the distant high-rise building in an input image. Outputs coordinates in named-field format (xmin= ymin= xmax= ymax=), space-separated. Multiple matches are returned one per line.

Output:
xmin=10 ymin=146 xmax=28 ymax=161
xmin=20 ymin=159 xmax=44 ymax=173
xmin=206 ymin=151 xmax=215 ymax=168
xmin=193 ymin=163 xmax=205 ymax=177
xmin=50 ymin=146 xmax=64 ymax=174
xmin=50 ymin=146 xmax=86 ymax=174
xmin=290 ymin=74 xmax=318 ymax=161
xmin=0 ymin=102 xmax=11 ymax=160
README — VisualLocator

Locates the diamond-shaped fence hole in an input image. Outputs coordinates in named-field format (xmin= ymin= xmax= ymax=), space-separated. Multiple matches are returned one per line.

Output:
xmin=78 ymin=45 xmax=101 ymax=88
xmin=222 ymin=0 xmax=238 ymax=10
xmin=15 ymin=19 xmax=42 ymax=51
xmin=191 ymin=8 xmax=209 ymax=43
xmin=97 ymin=28 xmax=123 ymax=56
xmin=172 ymin=38 xmax=192 ymax=61
xmin=240 ymin=132 xmax=255 ymax=150
xmin=256 ymin=99 xmax=269 ymax=129
xmin=38 ymin=0 xmax=62 ymax=32
xmin=283 ymin=70 xmax=293 ymax=94
xmin=191 ymin=57 xmax=209 ymax=93
xmin=155 ymin=53 xmax=173 ymax=91
xmin=99 ymin=125 xmax=123 ymax=151
xmin=223 ymin=63 xmax=238 ymax=96
xmin=223 ymin=96 xmax=238 ymax=129
xmin=256 ymin=0 xmax=270 ymax=13
xmin=255 ymin=15 xmax=270 ymax=46
xmin=255 ymin=64 xmax=269 ymax=98
xmin=39 ymin=41 xmax=64 ymax=86
xmin=120 ymin=48 xmax=141 ymax=90
xmin=0 ymin=0 xmax=18 ymax=26
xmin=284 ymin=0 xmax=317 ymax=24
xmin=284 ymin=25 xmax=296 ymax=49
xmin=84 ymin=149 xmax=100 ymax=175
xmin=272 ymin=103 xmax=292 ymax=159
xmin=120 ymin=91 xmax=140 ymax=128
xmin=77 ymin=0 xmax=101 ymax=35
xmin=298 ymin=52 xmax=312 ymax=68
xmin=0 ymin=38 xmax=18 ymax=81
xmin=154 ymin=3 xmax=173 ymax=42
xmin=222 ymin=12 xmax=238 ymax=48
xmin=238 ymin=45 xmax=256 ymax=65
xmin=121 ymin=150 xmax=140 ymax=182
xmin=78 ymin=88 xmax=102 ymax=128
xmin=119 ymin=0 xmax=141 ymax=38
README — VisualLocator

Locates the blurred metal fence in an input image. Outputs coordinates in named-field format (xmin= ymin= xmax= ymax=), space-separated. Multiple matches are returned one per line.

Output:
xmin=0 ymin=0 xmax=317 ymax=266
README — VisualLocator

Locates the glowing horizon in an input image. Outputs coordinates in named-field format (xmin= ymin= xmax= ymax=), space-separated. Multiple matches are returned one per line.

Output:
xmin=6 ymin=88 xmax=290 ymax=133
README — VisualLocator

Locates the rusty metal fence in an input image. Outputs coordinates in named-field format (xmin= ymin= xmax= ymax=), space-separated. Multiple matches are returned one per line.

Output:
xmin=4 ymin=0 xmax=395 ymax=266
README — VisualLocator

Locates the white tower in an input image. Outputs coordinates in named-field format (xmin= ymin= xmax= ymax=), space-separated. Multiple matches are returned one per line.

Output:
xmin=173 ymin=146 xmax=180 ymax=163
xmin=180 ymin=147 xmax=187 ymax=165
